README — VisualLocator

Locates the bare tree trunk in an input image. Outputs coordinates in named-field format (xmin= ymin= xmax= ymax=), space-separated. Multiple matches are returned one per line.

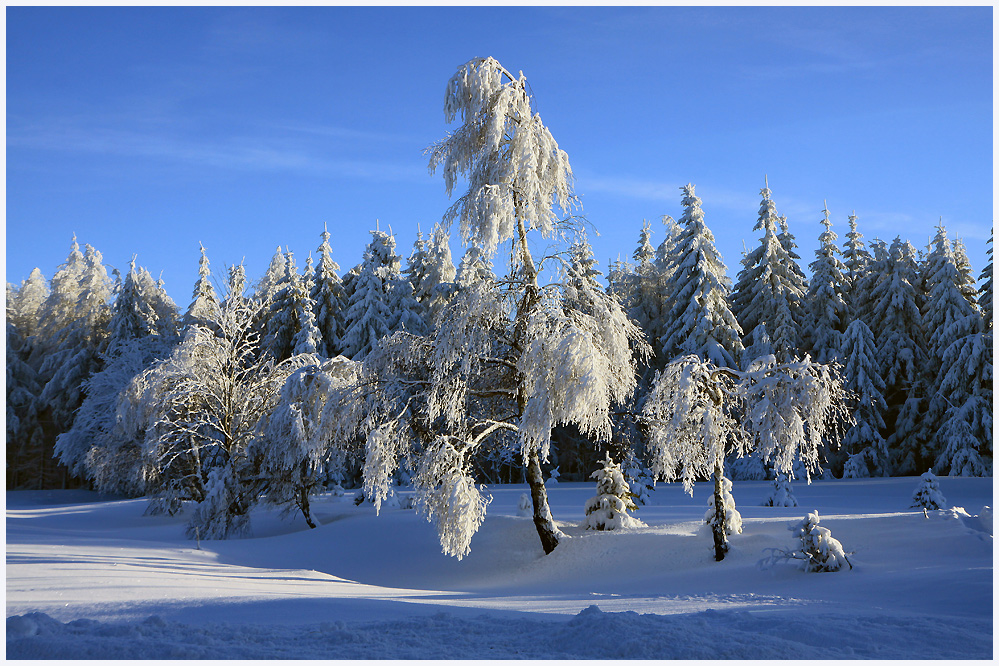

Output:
xmin=300 ymin=461 xmax=316 ymax=529
xmin=300 ymin=487 xmax=316 ymax=529
xmin=525 ymin=448 xmax=561 ymax=554
xmin=510 ymin=212 xmax=562 ymax=555
xmin=711 ymin=457 xmax=728 ymax=562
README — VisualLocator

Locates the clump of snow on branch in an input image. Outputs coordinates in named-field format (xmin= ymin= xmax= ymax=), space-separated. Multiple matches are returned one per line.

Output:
xmin=413 ymin=437 xmax=492 ymax=560
xmin=583 ymin=453 xmax=643 ymax=531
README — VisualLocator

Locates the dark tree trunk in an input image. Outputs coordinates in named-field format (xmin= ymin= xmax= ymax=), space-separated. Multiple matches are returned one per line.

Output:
xmin=711 ymin=458 xmax=729 ymax=562
xmin=300 ymin=461 xmax=316 ymax=529
xmin=525 ymin=448 xmax=561 ymax=554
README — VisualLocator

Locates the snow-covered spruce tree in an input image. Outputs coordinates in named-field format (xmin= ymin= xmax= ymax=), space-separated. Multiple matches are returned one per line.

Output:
xmin=340 ymin=233 xmax=394 ymax=360
xmin=36 ymin=244 xmax=114 ymax=487
xmin=910 ymin=469 xmax=947 ymax=510
xmin=249 ymin=356 xmax=359 ymax=528
xmin=320 ymin=57 xmax=647 ymax=558
xmin=263 ymin=250 xmax=324 ymax=361
xmin=262 ymin=250 xmax=299 ymax=361
xmin=34 ymin=235 xmax=86 ymax=358
xmin=805 ymin=202 xmax=848 ymax=364
xmin=952 ymin=238 xmax=979 ymax=309
xmin=55 ymin=257 xmax=180 ymax=494
xmin=605 ymin=255 xmax=636 ymax=311
xmin=387 ymin=272 xmax=429 ymax=337
xmin=629 ymin=220 xmax=662 ymax=343
xmin=763 ymin=473 xmax=798 ymax=507
xmin=868 ymin=239 xmax=923 ymax=399
xmin=419 ymin=222 xmax=458 ymax=326
xmin=6 ymin=323 xmax=45 ymax=489
xmin=107 ymin=258 xmax=160 ymax=352
xmin=979 ymin=230 xmax=992 ymax=330
xmin=9 ymin=268 xmax=49 ymax=338
xmin=932 ymin=317 xmax=992 ymax=476
xmin=136 ymin=267 xmax=180 ymax=340
xmin=404 ymin=226 xmax=430 ymax=291
xmin=643 ymin=353 xmax=849 ymax=561
xmin=731 ymin=179 xmax=807 ymax=363
xmin=916 ymin=225 xmax=981 ymax=468
xmin=183 ymin=244 xmax=219 ymax=331
xmin=311 ymin=224 xmax=346 ymax=358
xmin=839 ymin=320 xmax=889 ymax=478
xmin=841 ymin=211 xmax=872 ymax=321
xmin=659 ymin=183 xmax=743 ymax=369
xmin=582 ymin=453 xmax=643 ymax=531
xmin=777 ymin=213 xmax=810 ymax=316
xmin=254 ymin=246 xmax=287 ymax=304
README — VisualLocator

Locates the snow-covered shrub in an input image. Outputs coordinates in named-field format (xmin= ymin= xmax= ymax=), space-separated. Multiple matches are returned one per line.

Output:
xmin=583 ymin=454 xmax=643 ymax=531
xmin=763 ymin=474 xmax=798 ymax=507
xmin=704 ymin=475 xmax=742 ymax=537
xmin=910 ymin=469 xmax=947 ymax=510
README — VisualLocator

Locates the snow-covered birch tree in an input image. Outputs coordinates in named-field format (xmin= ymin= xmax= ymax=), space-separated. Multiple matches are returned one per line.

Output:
xmin=320 ymin=57 xmax=646 ymax=558
xmin=643 ymin=353 xmax=849 ymax=561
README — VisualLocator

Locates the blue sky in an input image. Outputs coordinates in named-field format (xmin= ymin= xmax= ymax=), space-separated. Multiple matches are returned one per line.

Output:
xmin=7 ymin=6 xmax=993 ymax=301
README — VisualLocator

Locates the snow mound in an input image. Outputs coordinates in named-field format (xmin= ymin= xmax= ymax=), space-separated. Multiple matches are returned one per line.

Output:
xmin=940 ymin=506 xmax=993 ymax=537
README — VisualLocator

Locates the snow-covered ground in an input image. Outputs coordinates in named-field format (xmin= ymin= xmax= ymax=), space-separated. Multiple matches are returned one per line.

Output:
xmin=6 ymin=477 xmax=993 ymax=659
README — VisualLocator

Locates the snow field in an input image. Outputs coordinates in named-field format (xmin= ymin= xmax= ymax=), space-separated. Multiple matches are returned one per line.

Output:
xmin=7 ymin=476 xmax=993 ymax=659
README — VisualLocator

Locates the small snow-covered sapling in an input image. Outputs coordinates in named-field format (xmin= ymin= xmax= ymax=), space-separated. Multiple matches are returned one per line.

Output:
xmin=910 ymin=469 xmax=947 ymax=510
xmin=583 ymin=453 xmax=643 ymax=531
xmin=545 ymin=467 xmax=560 ymax=486
xmin=790 ymin=511 xmax=852 ymax=572
xmin=517 ymin=493 xmax=532 ymax=517
xmin=759 ymin=510 xmax=852 ymax=572
xmin=763 ymin=474 xmax=798 ymax=507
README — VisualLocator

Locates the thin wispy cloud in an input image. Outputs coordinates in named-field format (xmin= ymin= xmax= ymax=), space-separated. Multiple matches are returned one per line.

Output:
xmin=8 ymin=117 xmax=428 ymax=183
xmin=576 ymin=173 xmax=682 ymax=203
